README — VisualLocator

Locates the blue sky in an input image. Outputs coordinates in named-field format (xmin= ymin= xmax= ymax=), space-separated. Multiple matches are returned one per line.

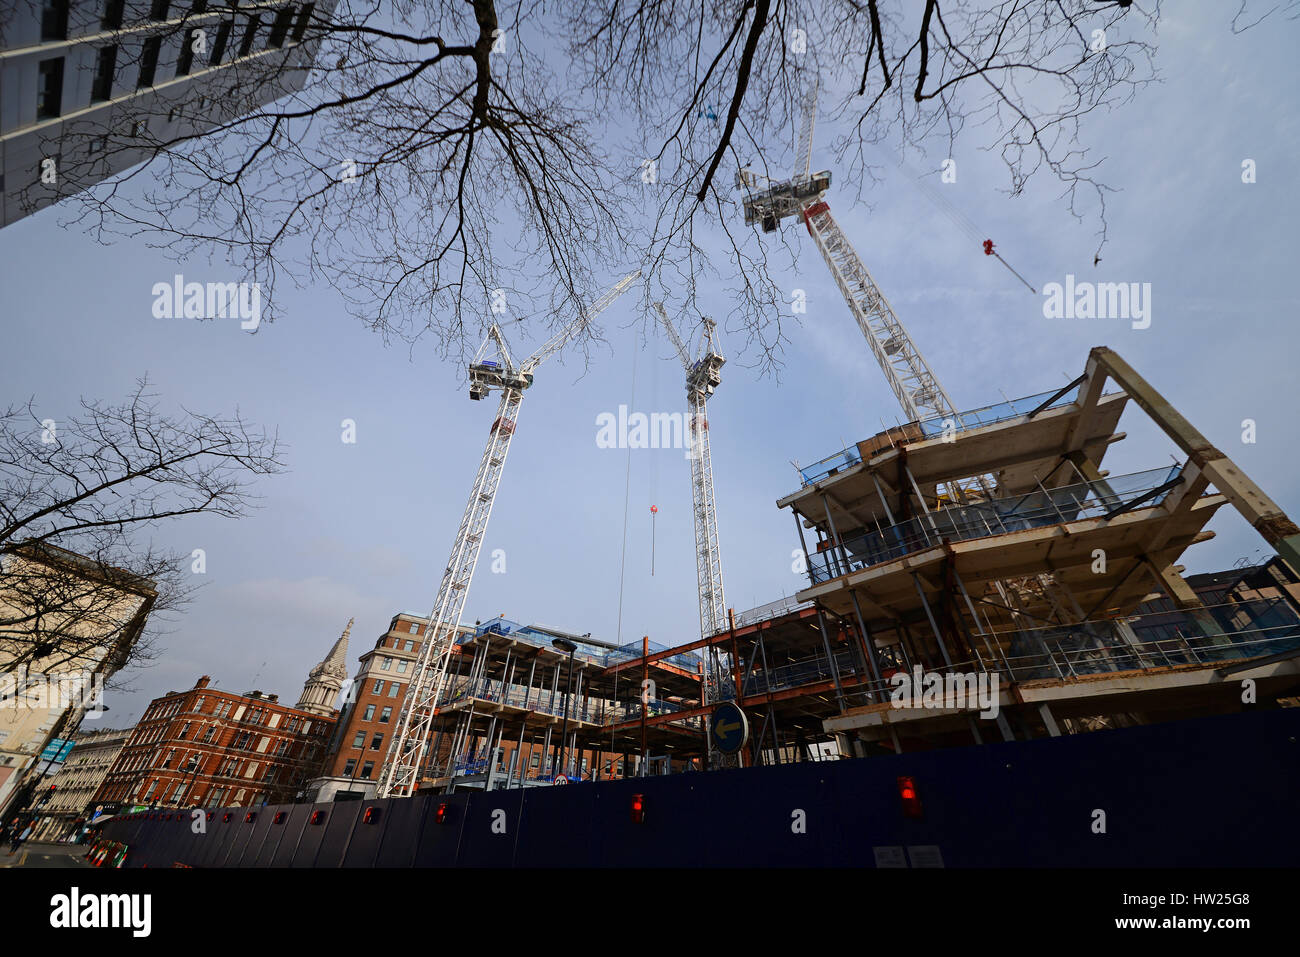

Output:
xmin=2 ymin=5 xmax=1297 ymax=726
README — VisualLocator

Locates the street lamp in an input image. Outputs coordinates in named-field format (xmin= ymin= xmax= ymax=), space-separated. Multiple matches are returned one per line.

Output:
xmin=551 ymin=638 xmax=578 ymax=781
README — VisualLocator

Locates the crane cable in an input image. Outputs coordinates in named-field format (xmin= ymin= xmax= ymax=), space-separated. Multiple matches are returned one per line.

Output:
xmin=872 ymin=143 xmax=1035 ymax=293
xmin=648 ymin=327 xmax=659 ymax=576
xmin=610 ymin=331 xmax=638 ymax=765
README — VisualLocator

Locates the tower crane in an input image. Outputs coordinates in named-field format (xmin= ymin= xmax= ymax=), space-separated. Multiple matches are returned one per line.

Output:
xmin=738 ymin=86 xmax=986 ymax=503
xmin=738 ymin=86 xmax=959 ymax=426
xmin=377 ymin=269 xmax=641 ymax=798
xmin=652 ymin=303 xmax=729 ymax=702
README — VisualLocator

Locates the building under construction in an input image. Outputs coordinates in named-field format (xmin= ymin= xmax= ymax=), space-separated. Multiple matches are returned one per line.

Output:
xmin=410 ymin=345 xmax=1300 ymax=790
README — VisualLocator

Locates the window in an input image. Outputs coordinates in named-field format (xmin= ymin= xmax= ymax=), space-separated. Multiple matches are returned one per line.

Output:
xmin=210 ymin=19 xmax=231 ymax=64
xmin=102 ymin=0 xmax=125 ymax=29
xmin=268 ymin=5 xmax=294 ymax=47
xmin=292 ymin=3 xmax=315 ymax=43
xmin=195 ymin=695 xmax=206 ymax=713
xmin=342 ymin=759 xmax=356 ymax=776
xmin=176 ymin=28 xmax=199 ymax=74
xmin=369 ymin=733 xmax=383 ymax=750
xmin=41 ymin=1 xmax=69 ymax=41
xmin=201 ymin=726 xmax=216 ymax=743
xmin=142 ymin=780 xmax=157 ymax=800
xmin=403 ymin=639 xmax=415 ymax=651
xmin=238 ymin=14 xmax=261 ymax=56
xmin=379 ymin=657 xmax=392 ymax=671
xmin=360 ymin=762 xmax=374 ymax=779
xmin=407 ymin=622 xmax=419 ymax=635
xmin=396 ymin=660 xmax=408 ymax=674
xmin=138 ymin=36 xmax=161 ymax=87
xmin=388 ymin=683 xmax=400 ymax=697
xmin=351 ymin=731 xmax=364 ymax=749
xmin=362 ymin=705 xmax=375 ymax=720
xmin=530 ymin=753 xmax=540 ymax=768
xmin=90 ymin=46 xmax=116 ymax=103
xmin=379 ymin=707 xmax=391 ymax=723
xmin=372 ymin=680 xmax=384 ymax=695
xmin=179 ymin=722 xmax=191 ymax=739
xmin=36 ymin=58 xmax=63 ymax=119
xmin=162 ymin=749 xmax=176 ymax=769
xmin=150 ymin=0 xmax=170 ymax=19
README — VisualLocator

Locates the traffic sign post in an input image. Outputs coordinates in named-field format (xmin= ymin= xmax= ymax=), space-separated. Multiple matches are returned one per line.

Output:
xmin=710 ymin=703 xmax=749 ymax=755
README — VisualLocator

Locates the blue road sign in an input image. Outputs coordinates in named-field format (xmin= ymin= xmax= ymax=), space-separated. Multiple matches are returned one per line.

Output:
xmin=40 ymin=738 xmax=75 ymax=764
xmin=710 ymin=703 xmax=748 ymax=754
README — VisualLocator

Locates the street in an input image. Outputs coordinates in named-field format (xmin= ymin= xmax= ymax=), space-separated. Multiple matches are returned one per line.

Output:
xmin=0 ymin=841 xmax=91 ymax=869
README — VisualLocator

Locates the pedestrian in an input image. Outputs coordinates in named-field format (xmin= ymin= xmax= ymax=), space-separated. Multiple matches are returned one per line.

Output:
xmin=7 ymin=820 xmax=34 ymax=855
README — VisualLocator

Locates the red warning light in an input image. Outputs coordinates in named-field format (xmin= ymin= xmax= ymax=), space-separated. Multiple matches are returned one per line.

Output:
xmin=898 ymin=776 xmax=923 ymax=818
xmin=982 ymin=239 xmax=995 ymax=256
xmin=630 ymin=794 xmax=646 ymax=824
xmin=650 ymin=505 xmax=658 ymax=514
xmin=363 ymin=806 xmax=382 ymax=825
xmin=436 ymin=802 xmax=450 ymax=825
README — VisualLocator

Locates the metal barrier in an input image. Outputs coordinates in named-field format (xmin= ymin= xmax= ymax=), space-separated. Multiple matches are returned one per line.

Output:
xmin=98 ymin=707 xmax=1300 ymax=867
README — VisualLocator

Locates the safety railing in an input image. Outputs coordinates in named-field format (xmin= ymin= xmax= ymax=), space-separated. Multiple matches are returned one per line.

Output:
xmin=792 ymin=384 xmax=1118 ymax=492
xmin=808 ymin=464 xmax=1184 ymax=585
xmin=731 ymin=595 xmax=815 ymax=629
xmin=833 ymin=610 xmax=1300 ymax=711
xmin=443 ymin=682 xmax=607 ymax=724
xmin=915 ymin=384 xmax=1084 ymax=437
xmin=740 ymin=650 xmax=860 ymax=696
xmin=467 ymin=617 xmax=704 ymax=672
xmin=799 ymin=446 xmax=863 ymax=486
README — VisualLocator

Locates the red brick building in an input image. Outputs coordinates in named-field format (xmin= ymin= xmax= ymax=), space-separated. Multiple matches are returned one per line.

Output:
xmin=306 ymin=612 xmax=467 ymax=801
xmin=93 ymin=624 xmax=351 ymax=810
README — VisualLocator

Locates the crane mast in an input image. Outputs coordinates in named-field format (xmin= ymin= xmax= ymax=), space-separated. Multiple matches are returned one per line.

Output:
xmin=654 ymin=304 xmax=729 ymax=701
xmin=377 ymin=270 xmax=640 ymax=798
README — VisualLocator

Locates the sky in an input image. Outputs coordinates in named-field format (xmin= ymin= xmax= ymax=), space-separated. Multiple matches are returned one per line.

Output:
xmin=2 ymin=4 xmax=1298 ymax=728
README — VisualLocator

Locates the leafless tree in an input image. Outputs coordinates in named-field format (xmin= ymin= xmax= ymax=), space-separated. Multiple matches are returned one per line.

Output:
xmin=0 ymin=379 xmax=286 ymax=680
xmin=21 ymin=1 xmax=1282 ymax=368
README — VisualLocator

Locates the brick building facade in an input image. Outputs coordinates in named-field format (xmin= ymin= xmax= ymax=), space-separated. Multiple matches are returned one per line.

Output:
xmin=306 ymin=612 xmax=465 ymax=801
xmin=93 ymin=658 xmax=341 ymax=812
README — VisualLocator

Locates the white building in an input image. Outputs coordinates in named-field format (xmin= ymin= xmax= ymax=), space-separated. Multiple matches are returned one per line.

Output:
xmin=0 ymin=544 xmax=156 ymax=818
xmin=29 ymin=725 xmax=131 ymax=841
xmin=0 ymin=0 xmax=335 ymax=227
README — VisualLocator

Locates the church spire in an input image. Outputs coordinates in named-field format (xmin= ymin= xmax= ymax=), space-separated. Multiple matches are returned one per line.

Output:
xmin=297 ymin=617 xmax=353 ymax=716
